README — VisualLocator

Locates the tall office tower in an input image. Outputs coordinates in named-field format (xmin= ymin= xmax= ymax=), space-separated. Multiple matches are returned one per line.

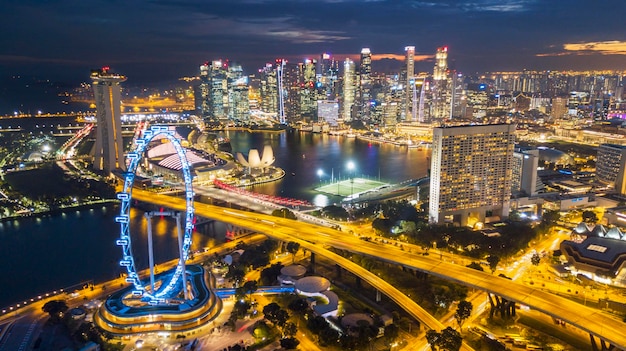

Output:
xmin=342 ymin=58 xmax=357 ymax=122
xmin=259 ymin=63 xmax=278 ymax=115
xmin=209 ymin=60 xmax=228 ymax=121
xmin=512 ymin=148 xmax=540 ymax=196
xmin=431 ymin=46 xmax=450 ymax=120
xmin=359 ymin=48 xmax=372 ymax=121
xmin=403 ymin=46 xmax=415 ymax=121
xmin=227 ymin=63 xmax=249 ymax=122
xmin=298 ymin=59 xmax=318 ymax=121
xmin=550 ymin=97 xmax=568 ymax=120
xmin=317 ymin=100 xmax=339 ymax=127
xmin=195 ymin=62 xmax=211 ymax=120
xmin=90 ymin=67 xmax=126 ymax=173
xmin=433 ymin=46 xmax=448 ymax=81
xmin=597 ymin=144 xmax=626 ymax=195
xmin=449 ymin=71 xmax=464 ymax=119
xmin=318 ymin=53 xmax=339 ymax=99
xmin=429 ymin=124 xmax=516 ymax=226
xmin=283 ymin=62 xmax=302 ymax=123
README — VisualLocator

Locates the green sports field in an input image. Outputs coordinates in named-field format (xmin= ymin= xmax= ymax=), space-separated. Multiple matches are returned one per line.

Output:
xmin=315 ymin=177 xmax=389 ymax=197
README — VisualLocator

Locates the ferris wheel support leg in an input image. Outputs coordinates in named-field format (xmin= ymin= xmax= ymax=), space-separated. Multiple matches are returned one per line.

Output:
xmin=176 ymin=213 xmax=189 ymax=300
xmin=146 ymin=213 xmax=156 ymax=294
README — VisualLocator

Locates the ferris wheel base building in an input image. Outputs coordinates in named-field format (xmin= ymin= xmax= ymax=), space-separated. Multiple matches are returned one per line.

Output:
xmin=94 ymin=265 xmax=222 ymax=335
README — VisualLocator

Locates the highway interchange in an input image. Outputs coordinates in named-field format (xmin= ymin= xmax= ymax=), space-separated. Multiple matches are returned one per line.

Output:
xmin=130 ymin=188 xmax=626 ymax=350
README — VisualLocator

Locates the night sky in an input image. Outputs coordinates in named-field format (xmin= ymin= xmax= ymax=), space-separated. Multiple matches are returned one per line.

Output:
xmin=1 ymin=0 xmax=626 ymax=84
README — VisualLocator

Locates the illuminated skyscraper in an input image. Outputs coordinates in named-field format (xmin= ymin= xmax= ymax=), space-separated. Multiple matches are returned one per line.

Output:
xmin=597 ymin=144 xmax=626 ymax=195
xmin=318 ymin=53 xmax=339 ymax=98
xmin=196 ymin=63 xmax=211 ymax=119
xmin=259 ymin=63 xmax=278 ymax=115
xmin=429 ymin=124 xmax=515 ymax=226
xmin=208 ymin=60 xmax=228 ymax=121
xmin=404 ymin=46 xmax=415 ymax=121
xmin=432 ymin=46 xmax=450 ymax=120
xmin=227 ymin=63 xmax=249 ymax=122
xmin=433 ymin=46 xmax=448 ymax=81
xmin=342 ymin=58 xmax=356 ymax=122
xmin=90 ymin=67 xmax=126 ymax=173
xmin=359 ymin=48 xmax=372 ymax=120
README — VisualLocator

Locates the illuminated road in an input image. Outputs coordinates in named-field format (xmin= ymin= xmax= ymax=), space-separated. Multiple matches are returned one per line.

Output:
xmin=131 ymin=189 xmax=626 ymax=350
xmin=132 ymin=189 xmax=473 ymax=351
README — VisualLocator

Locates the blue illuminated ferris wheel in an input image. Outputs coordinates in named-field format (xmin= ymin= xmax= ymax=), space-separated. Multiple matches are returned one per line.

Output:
xmin=115 ymin=125 xmax=195 ymax=301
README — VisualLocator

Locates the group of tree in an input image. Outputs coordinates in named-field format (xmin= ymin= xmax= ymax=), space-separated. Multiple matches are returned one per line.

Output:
xmin=262 ymin=302 xmax=299 ymax=349
xmin=225 ymin=239 xmax=281 ymax=285
xmin=320 ymin=205 xmax=350 ymax=221
xmin=426 ymin=327 xmax=463 ymax=351
xmin=41 ymin=300 xmax=121 ymax=351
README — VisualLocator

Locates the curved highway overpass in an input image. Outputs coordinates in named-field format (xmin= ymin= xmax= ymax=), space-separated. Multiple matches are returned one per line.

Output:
xmin=131 ymin=189 xmax=626 ymax=349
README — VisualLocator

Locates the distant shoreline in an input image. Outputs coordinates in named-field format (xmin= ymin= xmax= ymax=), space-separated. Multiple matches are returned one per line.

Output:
xmin=0 ymin=199 xmax=118 ymax=223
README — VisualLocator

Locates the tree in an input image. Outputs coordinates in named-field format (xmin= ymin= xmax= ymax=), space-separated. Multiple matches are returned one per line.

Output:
xmin=454 ymin=301 xmax=473 ymax=327
xmin=542 ymin=210 xmax=560 ymax=226
xmin=287 ymin=298 xmax=309 ymax=315
xmin=280 ymin=337 xmax=300 ymax=350
xmin=225 ymin=266 xmax=246 ymax=286
xmin=263 ymin=302 xmax=288 ymax=327
xmin=42 ymin=300 xmax=68 ymax=321
xmin=426 ymin=329 xmax=440 ymax=350
xmin=439 ymin=327 xmax=462 ymax=351
xmin=487 ymin=255 xmax=500 ymax=273
xmin=260 ymin=262 xmax=284 ymax=285
xmin=531 ymin=252 xmax=541 ymax=266
xmin=582 ymin=210 xmax=598 ymax=223
xmin=241 ymin=280 xmax=258 ymax=301
xmin=321 ymin=205 xmax=349 ymax=221
xmin=384 ymin=324 xmax=400 ymax=344
xmin=286 ymin=241 xmax=300 ymax=263
xmin=319 ymin=326 xmax=340 ymax=346
xmin=283 ymin=321 xmax=297 ymax=337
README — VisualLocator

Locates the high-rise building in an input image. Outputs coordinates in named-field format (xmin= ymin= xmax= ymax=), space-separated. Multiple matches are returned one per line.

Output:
xmin=209 ymin=60 xmax=228 ymax=121
xmin=227 ymin=63 xmax=249 ymax=122
xmin=431 ymin=46 xmax=450 ymax=120
xmin=195 ymin=62 xmax=211 ymax=120
xmin=90 ymin=67 xmax=126 ymax=173
xmin=404 ymin=46 xmax=415 ymax=121
xmin=597 ymin=144 xmax=626 ymax=195
xmin=318 ymin=53 xmax=339 ymax=98
xmin=512 ymin=148 xmax=540 ymax=196
xmin=429 ymin=124 xmax=516 ymax=226
xmin=317 ymin=100 xmax=339 ymax=127
xmin=433 ymin=46 xmax=448 ymax=81
xmin=359 ymin=48 xmax=372 ymax=121
xmin=259 ymin=63 xmax=278 ymax=116
xmin=342 ymin=58 xmax=357 ymax=122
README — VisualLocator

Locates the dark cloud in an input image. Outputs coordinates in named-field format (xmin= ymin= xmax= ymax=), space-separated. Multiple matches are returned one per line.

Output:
xmin=0 ymin=0 xmax=625 ymax=83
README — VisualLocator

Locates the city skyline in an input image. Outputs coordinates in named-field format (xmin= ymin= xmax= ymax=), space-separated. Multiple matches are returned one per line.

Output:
xmin=1 ymin=0 xmax=626 ymax=84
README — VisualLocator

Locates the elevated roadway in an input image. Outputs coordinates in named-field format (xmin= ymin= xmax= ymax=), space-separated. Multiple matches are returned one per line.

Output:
xmin=131 ymin=189 xmax=626 ymax=350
